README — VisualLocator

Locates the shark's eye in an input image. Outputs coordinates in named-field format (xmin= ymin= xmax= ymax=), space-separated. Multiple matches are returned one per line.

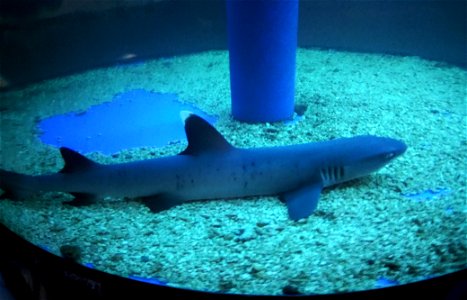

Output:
xmin=385 ymin=152 xmax=395 ymax=160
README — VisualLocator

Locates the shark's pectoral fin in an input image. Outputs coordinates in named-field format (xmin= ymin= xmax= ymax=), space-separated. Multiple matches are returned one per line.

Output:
xmin=141 ymin=194 xmax=184 ymax=213
xmin=64 ymin=193 xmax=98 ymax=206
xmin=281 ymin=181 xmax=323 ymax=221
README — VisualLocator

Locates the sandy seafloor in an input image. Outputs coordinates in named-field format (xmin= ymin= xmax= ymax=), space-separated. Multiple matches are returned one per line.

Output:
xmin=0 ymin=49 xmax=466 ymax=295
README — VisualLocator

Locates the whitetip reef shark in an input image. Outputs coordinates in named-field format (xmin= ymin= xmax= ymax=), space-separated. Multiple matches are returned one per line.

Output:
xmin=0 ymin=112 xmax=407 ymax=220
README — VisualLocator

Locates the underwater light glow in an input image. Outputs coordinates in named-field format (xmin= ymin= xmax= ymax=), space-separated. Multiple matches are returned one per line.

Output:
xmin=402 ymin=187 xmax=451 ymax=201
xmin=128 ymin=275 xmax=167 ymax=286
xmin=38 ymin=89 xmax=216 ymax=154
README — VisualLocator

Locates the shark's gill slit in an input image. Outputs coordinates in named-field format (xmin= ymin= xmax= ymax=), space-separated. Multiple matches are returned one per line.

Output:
xmin=333 ymin=166 xmax=338 ymax=181
xmin=339 ymin=166 xmax=345 ymax=180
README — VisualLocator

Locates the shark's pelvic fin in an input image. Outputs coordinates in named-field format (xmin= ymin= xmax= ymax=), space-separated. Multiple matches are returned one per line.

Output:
xmin=281 ymin=181 xmax=323 ymax=220
xmin=65 ymin=192 xmax=98 ymax=206
xmin=179 ymin=112 xmax=234 ymax=156
xmin=59 ymin=147 xmax=100 ymax=173
xmin=140 ymin=194 xmax=184 ymax=213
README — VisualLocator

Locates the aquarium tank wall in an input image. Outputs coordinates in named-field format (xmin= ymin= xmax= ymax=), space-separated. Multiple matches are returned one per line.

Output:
xmin=0 ymin=0 xmax=466 ymax=299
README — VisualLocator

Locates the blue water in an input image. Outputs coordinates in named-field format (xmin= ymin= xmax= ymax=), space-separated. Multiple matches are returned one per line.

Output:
xmin=39 ymin=89 xmax=216 ymax=154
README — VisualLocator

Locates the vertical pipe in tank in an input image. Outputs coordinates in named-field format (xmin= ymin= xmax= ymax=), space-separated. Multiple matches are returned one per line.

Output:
xmin=226 ymin=0 xmax=299 ymax=122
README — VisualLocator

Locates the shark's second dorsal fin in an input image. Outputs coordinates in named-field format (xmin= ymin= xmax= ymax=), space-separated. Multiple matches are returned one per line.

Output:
xmin=179 ymin=111 xmax=234 ymax=156
xmin=59 ymin=147 xmax=100 ymax=173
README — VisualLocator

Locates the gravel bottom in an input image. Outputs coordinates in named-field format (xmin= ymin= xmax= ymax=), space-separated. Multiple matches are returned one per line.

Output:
xmin=0 ymin=49 xmax=466 ymax=295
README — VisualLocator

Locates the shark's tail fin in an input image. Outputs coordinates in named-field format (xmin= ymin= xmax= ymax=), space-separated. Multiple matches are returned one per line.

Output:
xmin=0 ymin=169 xmax=35 ymax=200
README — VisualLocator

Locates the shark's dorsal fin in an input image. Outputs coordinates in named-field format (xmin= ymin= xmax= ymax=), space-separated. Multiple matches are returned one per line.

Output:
xmin=179 ymin=111 xmax=234 ymax=156
xmin=59 ymin=147 xmax=100 ymax=173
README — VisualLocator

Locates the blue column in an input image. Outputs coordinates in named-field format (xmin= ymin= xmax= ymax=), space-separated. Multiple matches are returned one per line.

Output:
xmin=227 ymin=0 xmax=299 ymax=123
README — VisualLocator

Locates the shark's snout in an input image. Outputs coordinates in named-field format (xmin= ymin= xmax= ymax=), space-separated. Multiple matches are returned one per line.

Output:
xmin=387 ymin=138 xmax=408 ymax=159
xmin=397 ymin=140 xmax=408 ymax=155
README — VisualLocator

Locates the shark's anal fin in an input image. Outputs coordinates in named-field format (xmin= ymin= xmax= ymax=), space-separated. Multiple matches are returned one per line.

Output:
xmin=64 ymin=193 xmax=98 ymax=206
xmin=281 ymin=181 xmax=323 ymax=221
xmin=141 ymin=194 xmax=184 ymax=213
xmin=179 ymin=112 xmax=234 ymax=156
xmin=0 ymin=189 xmax=32 ymax=201
xmin=59 ymin=147 xmax=100 ymax=173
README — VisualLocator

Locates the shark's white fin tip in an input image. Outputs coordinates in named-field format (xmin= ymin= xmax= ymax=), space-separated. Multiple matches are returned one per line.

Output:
xmin=180 ymin=111 xmax=194 ymax=123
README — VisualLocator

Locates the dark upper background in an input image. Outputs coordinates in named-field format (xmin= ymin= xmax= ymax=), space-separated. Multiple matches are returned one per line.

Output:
xmin=0 ymin=0 xmax=465 ymax=91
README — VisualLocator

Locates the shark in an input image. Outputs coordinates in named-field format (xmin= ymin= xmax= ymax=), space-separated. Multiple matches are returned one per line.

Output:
xmin=0 ymin=112 xmax=407 ymax=220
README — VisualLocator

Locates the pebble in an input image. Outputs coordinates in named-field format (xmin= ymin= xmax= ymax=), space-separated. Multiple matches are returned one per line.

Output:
xmin=234 ymin=227 xmax=256 ymax=242
xmin=239 ymin=273 xmax=252 ymax=281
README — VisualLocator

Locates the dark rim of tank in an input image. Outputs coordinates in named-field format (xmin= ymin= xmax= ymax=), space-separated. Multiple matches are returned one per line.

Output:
xmin=1 ymin=223 xmax=466 ymax=300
